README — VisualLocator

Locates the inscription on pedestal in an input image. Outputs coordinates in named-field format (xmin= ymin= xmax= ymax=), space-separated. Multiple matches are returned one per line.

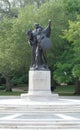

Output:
xmin=32 ymin=72 xmax=47 ymax=79
xmin=29 ymin=70 xmax=51 ymax=92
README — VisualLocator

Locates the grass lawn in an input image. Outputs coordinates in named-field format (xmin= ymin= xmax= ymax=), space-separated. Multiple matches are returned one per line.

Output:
xmin=54 ymin=85 xmax=80 ymax=96
xmin=0 ymin=85 xmax=80 ymax=96
xmin=0 ymin=91 xmax=26 ymax=96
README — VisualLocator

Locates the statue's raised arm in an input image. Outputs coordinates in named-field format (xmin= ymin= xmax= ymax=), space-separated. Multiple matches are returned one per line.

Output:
xmin=43 ymin=19 xmax=51 ymax=38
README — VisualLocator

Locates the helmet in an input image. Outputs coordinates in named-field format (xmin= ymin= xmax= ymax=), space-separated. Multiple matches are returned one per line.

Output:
xmin=34 ymin=23 xmax=39 ymax=29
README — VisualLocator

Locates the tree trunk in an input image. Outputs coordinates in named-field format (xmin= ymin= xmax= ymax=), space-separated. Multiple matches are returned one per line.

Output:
xmin=75 ymin=78 xmax=80 ymax=94
xmin=51 ymin=71 xmax=56 ymax=92
xmin=5 ymin=75 xmax=12 ymax=92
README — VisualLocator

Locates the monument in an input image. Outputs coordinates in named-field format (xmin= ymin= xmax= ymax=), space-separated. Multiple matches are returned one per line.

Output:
xmin=21 ymin=20 xmax=58 ymax=101
xmin=0 ymin=21 xmax=79 ymax=130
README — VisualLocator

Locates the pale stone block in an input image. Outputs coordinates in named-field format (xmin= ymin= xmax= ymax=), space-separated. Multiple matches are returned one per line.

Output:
xmin=21 ymin=70 xmax=58 ymax=101
xmin=28 ymin=70 xmax=51 ymax=95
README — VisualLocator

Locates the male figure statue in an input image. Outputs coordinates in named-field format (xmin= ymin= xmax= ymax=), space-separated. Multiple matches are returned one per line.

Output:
xmin=27 ymin=20 xmax=51 ymax=70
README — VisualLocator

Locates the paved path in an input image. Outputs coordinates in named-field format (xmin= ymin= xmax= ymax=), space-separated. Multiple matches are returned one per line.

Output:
xmin=0 ymin=96 xmax=80 ymax=129
xmin=0 ymin=95 xmax=80 ymax=99
xmin=0 ymin=112 xmax=80 ymax=120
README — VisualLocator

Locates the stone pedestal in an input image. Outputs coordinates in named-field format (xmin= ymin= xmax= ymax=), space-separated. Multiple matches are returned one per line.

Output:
xmin=21 ymin=70 xmax=58 ymax=101
xmin=29 ymin=70 xmax=51 ymax=95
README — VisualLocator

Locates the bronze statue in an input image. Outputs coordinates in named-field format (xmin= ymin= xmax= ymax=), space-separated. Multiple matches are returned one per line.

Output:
xmin=26 ymin=20 xmax=51 ymax=70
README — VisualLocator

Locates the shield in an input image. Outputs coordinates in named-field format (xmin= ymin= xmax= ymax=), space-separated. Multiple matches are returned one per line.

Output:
xmin=40 ymin=36 xmax=52 ymax=50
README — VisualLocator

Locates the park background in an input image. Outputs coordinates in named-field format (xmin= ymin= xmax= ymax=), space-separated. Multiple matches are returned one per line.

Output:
xmin=0 ymin=0 xmax=80 ymax=96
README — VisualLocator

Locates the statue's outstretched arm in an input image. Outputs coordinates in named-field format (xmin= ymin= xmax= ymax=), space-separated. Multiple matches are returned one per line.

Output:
xmin=48 ymin=19 xmax=51 ymax=28
xmin=43 ymin=19 xmax=51 ymax=38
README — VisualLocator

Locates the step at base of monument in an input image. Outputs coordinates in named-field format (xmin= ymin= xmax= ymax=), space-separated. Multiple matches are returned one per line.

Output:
xmin=0 ymin=129 xmax=80 ymax=130
xmin=0 ymin=106 xmax=80 ymax=113
xmin=21 ymin=92 xmax=59 ymax=102
xmin=0 ymin=104 xmax=80 ymax=113
xmin=0 ymin=120 xmax=80 ymax=129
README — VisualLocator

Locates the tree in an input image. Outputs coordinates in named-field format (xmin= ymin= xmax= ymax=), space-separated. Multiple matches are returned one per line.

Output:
xmin=63 ymin=0 xmax=80 ymax=21
xmin=63 ymin=0 xmax=80 ymax=14
xmin=52 ymin=0 xmax=80 ymax=91
xmin=0 ymin=17 xmax=30 ymax=91
xmin=62 ymin=15 xmax=80 ymax=93
xmin=0 ymin=18 xmax=15 ymax=91
xmin=0 ymin=0 xmax=18 ymax=19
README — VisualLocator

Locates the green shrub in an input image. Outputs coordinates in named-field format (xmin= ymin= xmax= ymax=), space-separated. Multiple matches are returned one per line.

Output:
xmin=0 ymin=85 xmax=6 ymax=90
xmin=11 ymin=73 xmax=28 ymax=86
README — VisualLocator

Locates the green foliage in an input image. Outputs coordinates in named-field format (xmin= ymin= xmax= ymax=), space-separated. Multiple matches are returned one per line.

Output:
xmin=0 ymin=9 xmax=31 ymax=90
xmin=54 ymin=13 xmax=80 ymax=84
xmin=11 ymin=72 xmax=28 ymax=85
xmin=63 ymin=0 xmax=80 ymax=14
xmin=0 ymin=85 xmax=6 ymax=90
xmin=62 ymin=15 xmax=80 ymax=80
xmin=63 ymin=16 xmax=80 ymax=55
xmin=54 ymin=62 xmax=72 ymax=84
xmin=72 ymin=64 xmax=80 ymax=79
xmin=0 ymin=18 xmax=14 ymax=76
xmin=0 ymin=6 xmax=32 ymax=77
